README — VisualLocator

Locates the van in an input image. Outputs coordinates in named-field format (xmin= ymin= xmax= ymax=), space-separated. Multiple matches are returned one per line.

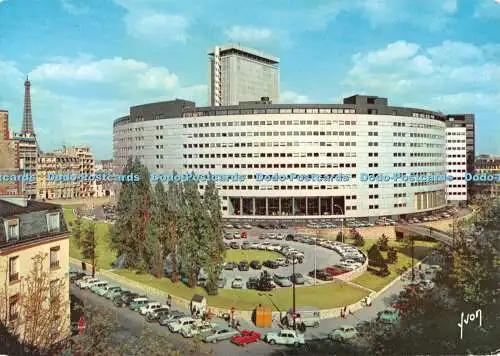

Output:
xmin=284 ymin=307 xmax=321 ymax=328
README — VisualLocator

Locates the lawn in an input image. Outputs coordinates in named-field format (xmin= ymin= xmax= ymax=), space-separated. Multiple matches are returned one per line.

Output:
xmin=114 ymin=269 xmax=369 ymax=310
xmin=225 ymin=249 xmax=281 ymax=263
xmin=352 ymin=240 xmax=438 ymax=291
xmin=64 ymin=206 xmax=116 ymax=270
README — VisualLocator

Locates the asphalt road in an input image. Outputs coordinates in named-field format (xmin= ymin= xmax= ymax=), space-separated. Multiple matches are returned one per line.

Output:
xmin=221 ymin=232 xmax=344 ymax=288
xmin=70 ymin=285 xmax=288 ymax=356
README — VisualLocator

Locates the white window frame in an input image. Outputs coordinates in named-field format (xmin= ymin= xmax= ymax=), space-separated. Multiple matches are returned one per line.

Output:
xmin=4 ymin=219 xmax=19 ymax=242
xmin=46 ymin=212 xmax=60 ymax=232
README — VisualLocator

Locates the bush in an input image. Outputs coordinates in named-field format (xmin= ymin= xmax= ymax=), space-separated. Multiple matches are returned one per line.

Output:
xmin=336 ymin=231 xmax=343 ymax=242
xmin=387 ymin=247 xmax=398 ymax=264
xmin=377 ymin=264 xmax=390 ymax=277
xmin=377 ymin=234 xmax=389 ymax=251
xmin=368 ymin=243 xmax=384 ymax=267
xmin=353 ymin=233 xmax=365 ymax=247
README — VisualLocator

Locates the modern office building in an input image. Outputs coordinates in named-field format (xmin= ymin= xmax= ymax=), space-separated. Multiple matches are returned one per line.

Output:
xmin=13 ymin=77 xmax=38 ymax=199
xmin=208 ymin=44 xmax=279 ymax=106
xmin=114 ymin=95 xmax=451 ymax=220
xmin=36 ymin=152 xmax=81 ymax=200
xmin=445 ymin=126 xmax=467 ymax=206
xmin=54 ymin=146 xmax=96 ymax=198
xmin=0 ymin=196 xmax=70 ymax=348
xmin=474 ymin=155 xmax=500 ymax=198
xmin=445 ymin=114 xmax=475 ymax=199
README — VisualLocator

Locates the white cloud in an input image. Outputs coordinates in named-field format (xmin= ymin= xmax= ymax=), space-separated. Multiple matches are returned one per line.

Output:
xmin=280 ymin=91 xmax=309 ymax=104
xmin=344 ymin=40 xmax=500 ymax=115
xmin=0 ymin=58 xmax=206 ymax=158
xmin=125 ymin=11 xmax=189 ymax=43
xmin=474 ymin=0 xmax=500 ymax=18
xmin=60 ymin=0 xmax=89 ymax=15
xmin=30 ymin=57 xmax=179 ymax=91
xmin=225 ymin=26 xmax=275 ymax=42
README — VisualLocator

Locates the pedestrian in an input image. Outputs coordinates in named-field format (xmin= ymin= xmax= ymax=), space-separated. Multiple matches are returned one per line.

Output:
xmin=167 ymin=294 xmax=172 ymax=307
xmin=343 ymin=306 xmax=347 ymax=318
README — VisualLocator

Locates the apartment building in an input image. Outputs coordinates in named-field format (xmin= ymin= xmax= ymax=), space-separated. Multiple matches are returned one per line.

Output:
xmin=474 ymin=154 xmax=500 ymax=198
xmin=55 ymin=146 xmax=96 ymax=198
xmin=445 ymin=126 xmax=467 ymax=206
xmin=94 ymin=159 xmax=114 ymax=197
xmin=37 ymin=152 xmax=80 ymax=200
xmin=0 ymin=109 xmax=21 ymax=196
xmin=208 ymin=44 xmax=280 ymax=106
xmin=0 ymin=196 xmax=70 ymax=348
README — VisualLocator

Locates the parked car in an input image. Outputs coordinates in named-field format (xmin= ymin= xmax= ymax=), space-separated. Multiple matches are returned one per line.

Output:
xmin=145 ymin=308 xmax=170 ymax=322
xmin=246 ymin=277 xmax=260 ymax=289
xmin=241 ymin=241 xmax=250 ymax=249
xmin=310 ymin=270 xmax=333 ymax=281
xmin=377 ymin=308 xmax=400 ymax=323
xmin=201 ymin=325 xmax=239 ymax=343
xmin=77 ymin=277 xmax=99 ymax=289
xmin=233 ymin=233 xmax=241 ymax=239
xmin=196 ymin=277 xmax=207 ymax=287
xmin=216 ymin=277 xmax=226 ymax=288
xmin=290 ymin=273 xmax=305 ymax=285
xmin=230 ymin=242 xmax=240 ymax=249
xmin=263 ymin=260 xmax=279 ymax=269
xmin=250 ymin=260 xmax=262 ymax=269
xmin=418 ymin=280 xmax=435 ymax=291
xmin=243 ymin=224 xmax=252 ymax=229
xmin=275 ymin=258 xmax=289 ymax=267
xmin=129 ymin=297 xmax=149 ymax=311
xmin=139 ymin=302 xmax=165 ymax=316
xmin=234 ymin=224 xmax=242 ymax=229
xmin=89 ymin=281 xmax=109 ymax=293
xmin=159 ymin=311 xmax=185 ymax=326
xmin=231 ymin=330 xmax=262 ymax=345
xmin=224 ymin=224 xmax=234 ymax=229
xmin=115 ymin=292 xmax=142 ymax=307
xmin=107 ymin=289 xmax=127 ymax=300
xmin=328 ymin=325 xmax=358 ymax=342
xmin=238 ymin=261 xmax=249 ymax=271
xmin=225 ymin=262 xmax=237 ymax=270
xmin=96 ymin=285 xmax=120 ymax=297
xmin=241 ymin=231 xmax=248 ymax=238
xmin=181 ymin=321 xmax=215 ymax=338
xmin=265 ymin=329 xmax=305 ymax=346
xmin=325 ymin=266 xmax=346 ymax=276
xmin=273 ymin=274 xmax=292 ymax=287
xmin=168 ymin=316 xmax=196 ymax=333
xmin=231 ymin=277 xmax=244 ymax=289
xmin=70 ymin=272 xmax=88 ymax=283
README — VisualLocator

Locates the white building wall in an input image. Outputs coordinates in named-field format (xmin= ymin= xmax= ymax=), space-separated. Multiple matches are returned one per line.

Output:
xmin=114 ymin=111 xmax=447 ymax=219
xmin=445 ymin=127 xmax=467 ymax=203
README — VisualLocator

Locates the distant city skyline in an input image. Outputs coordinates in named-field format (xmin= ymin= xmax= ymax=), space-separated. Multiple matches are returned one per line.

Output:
xmin=1 ymin=0 xmax=500 ymax=159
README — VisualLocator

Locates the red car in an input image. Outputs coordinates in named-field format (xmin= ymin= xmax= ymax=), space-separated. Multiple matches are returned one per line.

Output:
xmin=241 ymin=231 xmax=248 ymax=239
xmin=325 ymin=266 xmax=346 ymax=276
xmin=231 ymin=330 xmax=262 ymax=346
xmin=392 ymin=303 xmax=410 ymax=313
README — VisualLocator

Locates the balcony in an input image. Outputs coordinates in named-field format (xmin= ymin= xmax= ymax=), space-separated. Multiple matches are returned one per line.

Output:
xmin=9 ymin=273 xmax=19 ymax=283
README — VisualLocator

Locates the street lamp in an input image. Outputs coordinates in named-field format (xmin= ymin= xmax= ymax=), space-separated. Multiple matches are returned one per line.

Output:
xmin=314 ymin=229 xmax=319 ymax=285
xmin=292 ymin=256 xmax=296 ymax=330
xmin=333 ymin=204 xmax=344 ymax=243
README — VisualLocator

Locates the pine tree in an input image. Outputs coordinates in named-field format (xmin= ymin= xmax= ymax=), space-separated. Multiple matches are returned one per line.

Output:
xmin=149 ymin=182 xmax=169 ymax=279
xmin=368 ymin=243 xmax=384 ymax=268
xmin=166 ymin=178 xmax=184 ymax=282
xmin=202 ymin=179 xmax=225 ymax=295
xmin=377 ymin=233 xmax=389 ymax=251
xmin=387 ymin=247 xmax=398 ymax=263
xmin=336 ymin=231 xmax=343 ymax=242
xmin=72 ymin=214 xmax=83 ymax=248
xmin=81 ymin=222 xmax=98 ymax=277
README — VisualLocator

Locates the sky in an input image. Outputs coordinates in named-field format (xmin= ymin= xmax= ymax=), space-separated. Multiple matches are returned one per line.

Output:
xmin=0 ymin=0 xmax=499 ymax=159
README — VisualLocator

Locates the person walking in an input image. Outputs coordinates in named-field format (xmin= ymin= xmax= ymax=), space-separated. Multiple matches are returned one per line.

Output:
xmin=167 ymin=294 xmax=172 ymax=308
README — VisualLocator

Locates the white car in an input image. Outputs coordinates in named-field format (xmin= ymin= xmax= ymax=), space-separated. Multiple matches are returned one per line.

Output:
xmin=232 ymin=277 xmax=243 ymax=289
xmin=276 ymin=233 xmax=285 ymax=240
xmin=268 ymin=233 xmax=277 ymax=239
xmin=224 ymin=224 xmax=234 ymax=229
xmin=233 ymin=232 xmax=241 ymax=239
xmin=338 ymin=262 xmax=361 ymax=271
xmin=78 ymin=278 xmax=99 ymax=289
xmin=139 ymin=302 xmax=166 ymax=316
xmin=265 ymin=330 xmax=305 ymax=346
xmin=168 ymin=317 xmax=196 ymax=333
xmin=260 ymin=242 xmax=271 ymax=250
xmin=180 ymin=321 xmax=215 ymax=338
xmin=243 ymin=224 xmax=252 ymax=229
xmin=419 ymin=280 xmax=435 ymax=290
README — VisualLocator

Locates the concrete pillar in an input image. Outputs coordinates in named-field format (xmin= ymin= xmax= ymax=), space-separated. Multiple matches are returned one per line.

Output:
xmin=252 ymin=198 xmax=256 ymax=215
xmin=318 ymin=197 xmax=322 ymax=215
xmin=266 ymin=197 xmax=268 ymax=215
xmin=278 ymin=198 xmax=281 ymax=215
xmin=331 ymin=196 xmax=334 ymax=214
xmin=292 ymin=197 xmax=295 ymax=215
xmin=240 ymin=198 xmax=243 ymax=215
xmin=305 ymin=197 xmax=308 ymax=215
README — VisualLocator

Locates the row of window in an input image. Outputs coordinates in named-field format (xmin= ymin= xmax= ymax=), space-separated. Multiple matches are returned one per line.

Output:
xmin=186 ymin=151 xmax=359 ymax=159
xmin=5 ymin=213 xmax=60 ymax=242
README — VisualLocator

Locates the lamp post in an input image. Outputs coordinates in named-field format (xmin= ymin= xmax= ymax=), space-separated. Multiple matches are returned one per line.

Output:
xmin=314 ymin=229 xmax=319 ymax=285
xmin=333 ymin=204 xmax=344 ymax=243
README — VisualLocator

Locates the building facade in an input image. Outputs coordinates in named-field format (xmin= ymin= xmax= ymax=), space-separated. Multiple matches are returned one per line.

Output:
xmin=114 ymin=95 xmax=451 ymax=220
xmin=474 ymin=155 xmax=500 ymax=198
xmin=54 ymin=146 xmax=96 ymax=198
xmin=94 ymin=159 xmax=114 ymax=197
xmin=208 ymin=44 xmax=280 ymax=106
xmin=0 ymin=109 xmax=21 ymax=196
xmin=36 ymin=152 xmax=80 ymax=200
xmin=0 ymin=196 xmax=70 ymax=348
xmin=445 ymin=127 xmax=467 ymax=205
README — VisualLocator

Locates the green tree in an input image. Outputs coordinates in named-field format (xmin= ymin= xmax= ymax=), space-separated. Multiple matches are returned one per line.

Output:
xmin=202 ymin=179 xmax=225 ymax=295
xmin=387 ymin=247 xmax=398 ymax=264
xmin=367 ymin=243 xmax=384 ymax=267
xmin=72 ymin=215 xmax=83 ymax=248
xmin=336 ymin=231 xmax=343 ymax=242
xmin=148 ymin=181 xmax=169 ymax=279
xmin=353 ymin=232 xmax=365 ymax=247
xmin=165 ymin=178 xmax=185 ymax=283
xmin=377 ymin=233 xmax=389 ymax=251
xmin=81 ymin=222 xmax=97 ymax=277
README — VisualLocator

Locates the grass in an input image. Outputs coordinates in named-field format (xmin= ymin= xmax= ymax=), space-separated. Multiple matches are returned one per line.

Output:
xmin=114 ymin=269 xmax=369 ymax=310
xmin=64 ymin=205 xmax=116 ymax=270
xmin=351 ymin=240 xmax=438 ymax=291
xmin=224 ymin=249 xmax=281 ymax=263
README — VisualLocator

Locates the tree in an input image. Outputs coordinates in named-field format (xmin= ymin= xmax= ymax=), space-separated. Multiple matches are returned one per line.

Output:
xmin=81 ymin=222 xmax=98 ymax=277
xmin=148 ymin=182 xmax=169 ymax=279
xmin=202 ymin=180 xmax=225 ymax=295
xmin=353 ymin=232 xmax=365 ymax=247
xmin=336 ymin=231 xmax=343 ymax=242
xmin=165 ymin=178 xmax=185 ymax=283
xmin=0 ymin=253 xmax=70 ymax=356
xmin=377 ymin=233 xmax=389 ymax=251
xmin=367 ymin=243 xmax=384 ymax=267
xmin=387 ymin=247 xmax=398 ymax=264
xmin=72 ymin=215 xmax=83 ymax=248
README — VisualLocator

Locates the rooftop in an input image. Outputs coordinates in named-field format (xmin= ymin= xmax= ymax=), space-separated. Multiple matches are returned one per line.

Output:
xmin=0 ymin=197 xmax=61 ymax=217
xmin=208 ymin=43 xmax=279 ymax=64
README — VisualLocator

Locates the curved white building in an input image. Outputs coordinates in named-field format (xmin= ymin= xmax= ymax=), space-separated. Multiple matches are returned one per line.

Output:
xmin=113 ymin=95 xmax=449 ymax=220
